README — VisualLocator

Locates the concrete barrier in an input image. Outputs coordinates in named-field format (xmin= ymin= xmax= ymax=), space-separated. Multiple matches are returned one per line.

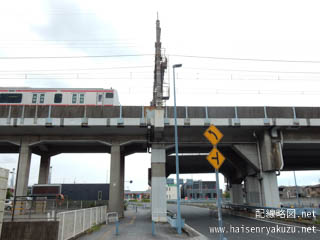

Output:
xmin=1 ymin=221 xmax=59 ymax=240
xmin=0 ymin=168 xmax=9 ymax=239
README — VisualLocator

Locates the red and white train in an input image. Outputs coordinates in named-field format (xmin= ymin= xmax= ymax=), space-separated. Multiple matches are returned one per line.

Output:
xmin=0 ymin=87 xmax=120 ymax=106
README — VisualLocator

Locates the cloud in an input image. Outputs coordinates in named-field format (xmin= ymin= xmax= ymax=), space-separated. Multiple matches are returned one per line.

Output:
xmin=31 ymin=0 xmax=129 ymax=56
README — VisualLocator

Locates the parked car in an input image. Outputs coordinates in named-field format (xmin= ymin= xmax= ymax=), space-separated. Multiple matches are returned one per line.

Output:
xmin=4 ymin=200 xmax=12 ymax=210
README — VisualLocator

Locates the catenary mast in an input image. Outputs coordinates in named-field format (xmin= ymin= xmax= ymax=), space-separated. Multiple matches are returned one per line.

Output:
xmin=151 ymin=15 xmax=168 ymax=107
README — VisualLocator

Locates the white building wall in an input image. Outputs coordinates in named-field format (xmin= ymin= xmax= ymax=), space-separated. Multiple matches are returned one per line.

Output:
xmin=0 ymin=168 xmax=9 ymax=239
xmin=166 ymin=184 xmax=177 ymax=200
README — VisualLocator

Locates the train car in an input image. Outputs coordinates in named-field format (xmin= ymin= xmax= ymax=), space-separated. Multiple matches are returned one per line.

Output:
xmin=0 ymin=87 xmax=120 ymax=106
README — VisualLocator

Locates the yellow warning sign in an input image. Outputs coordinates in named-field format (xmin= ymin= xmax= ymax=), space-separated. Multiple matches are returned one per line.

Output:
xmin=203 ymin=125 xmax=224 ymax=146
xmin=206 ymin=148 xmax=226 ymax=170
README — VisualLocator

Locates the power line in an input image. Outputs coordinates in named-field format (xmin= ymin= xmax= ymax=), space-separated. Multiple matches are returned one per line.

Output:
xmin=175 ymin=77 xmax=320 ymax=82
xmin=0 ymin=77 xmax=153 ymax=80
xmin=0 ymin=66 xmax=153 ymax=72
xmin=184 ymin=67 xmax=320 ymax=75
xmin=1 ymin=53 xmax=320 ymax=63
xmin=115 ymin=88 xmax=320 ymax=96
xmin=170 ymin=54 xmax=320 ymax=64
xmin=0 ymin=39 xmax=134 ymax=42
xmin=176 ymin=88 xmax=320 ymax=96
xmin=0 ymin=54 xmax=153 ymax=60
xmin=2 ymin=76 xmax=319 ymax=82
xmin=0 ymin=46 xmax=141 ymax=49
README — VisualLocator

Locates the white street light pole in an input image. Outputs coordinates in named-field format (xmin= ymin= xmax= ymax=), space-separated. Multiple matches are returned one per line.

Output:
xmin=173 ymin=63 xmax=182 ymax=234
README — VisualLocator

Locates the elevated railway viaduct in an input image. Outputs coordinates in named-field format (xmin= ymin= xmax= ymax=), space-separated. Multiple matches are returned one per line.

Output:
xmin=1 ymin=105 xmax=320 ymax=221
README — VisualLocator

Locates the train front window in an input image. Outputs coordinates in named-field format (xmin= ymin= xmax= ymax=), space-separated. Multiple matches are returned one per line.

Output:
xmin=0 ymin=93 xmax=22 ymax=103
xmin=39 ymin=93 xmax=45 ymax=104
xmin=105 ymin=92 xmax=114 ymax=98
xmin=54 ymin=94 xmax=62 ymax=103
xmin=72 ymin=94 xmax=77 ymax=104
xmin=79 ymin=94 xmax=85 ymax=104
xmin=32 ymin=94 xmax=37 ymax=103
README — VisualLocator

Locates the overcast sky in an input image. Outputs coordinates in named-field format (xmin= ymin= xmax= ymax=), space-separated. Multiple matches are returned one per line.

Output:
xmin=0 ymin=0 xmax=320 ymax=191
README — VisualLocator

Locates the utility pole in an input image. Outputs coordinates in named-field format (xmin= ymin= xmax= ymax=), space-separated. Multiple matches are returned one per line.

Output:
xmin=151 ymin=14 xmax=168 ymax=107
xmin=48 ymin=166 xmax=52 ymax=184
xmin=293 ymin=171 xmax=301 ymax=207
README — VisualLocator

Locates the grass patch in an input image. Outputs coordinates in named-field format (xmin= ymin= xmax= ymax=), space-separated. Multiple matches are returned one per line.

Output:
xmin=86 ymin=224 xmax=101 ymax=234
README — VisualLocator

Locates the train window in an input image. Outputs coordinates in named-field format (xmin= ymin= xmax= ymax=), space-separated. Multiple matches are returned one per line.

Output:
xmin=54 ymin=94 xmax=62 ymax=103
xmin=39 ymin=94 xmax=45 ymax=104
xmin=72 ymin=94 xmax=77 ymax=104
xmin=32 ymin=94 xmax=37 ymax=103
xmin=105 ymin=92 xmax=114 ymax=98
xmin=79 ymin=94 xmax=85 ymax=104
xmin=0 ymin=93 xmax=22 ymax=103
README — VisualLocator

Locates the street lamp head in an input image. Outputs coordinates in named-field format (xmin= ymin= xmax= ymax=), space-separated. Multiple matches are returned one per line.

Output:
xmin=173 ymin=64 xmax=182 ymax=68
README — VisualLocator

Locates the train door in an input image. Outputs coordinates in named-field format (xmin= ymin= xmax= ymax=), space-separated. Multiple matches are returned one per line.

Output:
xmin=97 ymin=92 xmax=103 ymax=105
xmin=32 ymin=93 xmax=45 ymax=104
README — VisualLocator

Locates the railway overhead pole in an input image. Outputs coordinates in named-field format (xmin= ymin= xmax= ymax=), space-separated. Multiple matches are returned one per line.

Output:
xmin=151 ymin=16 xmax=168 ymax=107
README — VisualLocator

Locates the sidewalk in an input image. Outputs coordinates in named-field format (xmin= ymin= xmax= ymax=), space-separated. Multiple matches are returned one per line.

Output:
xmin=77 ymin=206 xmax=206 ymax=240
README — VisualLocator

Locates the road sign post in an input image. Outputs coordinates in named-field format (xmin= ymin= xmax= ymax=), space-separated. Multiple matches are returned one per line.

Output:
xmin=204 ymin=125 xmax=227 ymax=240
xmin=215 ymin=169 xmax=224 ymax=240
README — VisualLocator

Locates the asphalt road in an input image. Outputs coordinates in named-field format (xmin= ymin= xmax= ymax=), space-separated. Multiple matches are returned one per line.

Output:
xmin=168 ymin=204 xmax=320 ymax=240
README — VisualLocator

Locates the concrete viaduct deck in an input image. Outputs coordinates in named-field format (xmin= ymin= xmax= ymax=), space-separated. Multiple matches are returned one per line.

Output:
xmin=0 ymin=105 xmax=320 ymax=221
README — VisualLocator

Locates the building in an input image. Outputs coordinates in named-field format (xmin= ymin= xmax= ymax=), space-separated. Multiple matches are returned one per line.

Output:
xmin=125 ymin=190 xmax=150 ymax=200
xmin=181 ymin=180 xmax=220 ymax=199
xmin=32 ymin=184 xmax=109 ymax=201
xmin=279 ymin=186 xmax=307 ymax=199
xmin=166 ymin=184 xmax=177 ymax=200
xmin=305 ymin=184 xmax=320 ymax=197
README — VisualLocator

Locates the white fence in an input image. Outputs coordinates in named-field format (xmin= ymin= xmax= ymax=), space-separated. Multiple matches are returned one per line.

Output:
xmin=57 ymin=206 xmax=107 ymax=240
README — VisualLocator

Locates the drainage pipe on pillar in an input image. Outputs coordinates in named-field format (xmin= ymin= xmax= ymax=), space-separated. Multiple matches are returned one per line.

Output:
xmin=270 ymin=127 xmax=284 ymax=172
xmin=253 ymin=131 xmax=265 ymax=207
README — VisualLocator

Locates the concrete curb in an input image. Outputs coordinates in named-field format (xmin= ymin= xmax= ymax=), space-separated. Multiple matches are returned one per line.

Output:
xmin=184 ymin=223 xmax=208 ymax=240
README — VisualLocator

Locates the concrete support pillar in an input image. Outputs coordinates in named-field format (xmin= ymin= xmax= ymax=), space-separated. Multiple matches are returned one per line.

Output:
xmin=16 ymin=139 xmax=32 ymax=197
xmin=244 ymin=176 xmax=261 ymax=206
xmin=230 ymin=184 xmax=244 ymax=205
xmin=151 ymin=145 xmax=167 ymax=222
xmin=260 ymin=172 xmax=280 ymax=208
xmin=38 ymin=155 xmax=51 ymax=184
xmin=244 ymin=173 xmax=280 ymax=208
xmin=109 ymin=143 xmax=124 ymax=217
xmin=0 ymin=168 xmax=9 ymax=238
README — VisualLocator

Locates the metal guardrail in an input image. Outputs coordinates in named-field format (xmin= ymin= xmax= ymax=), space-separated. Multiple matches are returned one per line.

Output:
xmin=106 ymin=212 xmax=118 ymax=224
xmin=167 ymin=198 xmax=231 ymax=204
xmin=57 ymin=206 xmax=107 ymax=240
xmin=3 ymin=105 xmax=320 ymax=121
xmin=5 ymin=197 xmax=108 ymax=222
xmin=167 ymin=210 xmax=185 ymax=229
xmin=126 ymin=201 xmax=151 ymax=209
